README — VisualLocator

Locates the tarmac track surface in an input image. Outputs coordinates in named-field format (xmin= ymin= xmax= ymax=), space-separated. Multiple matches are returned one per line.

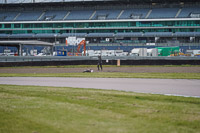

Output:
xmin=0 ymin=67 xmax=200 ymax=73
xmin=0 ymin=77 xmax=200 ymax=97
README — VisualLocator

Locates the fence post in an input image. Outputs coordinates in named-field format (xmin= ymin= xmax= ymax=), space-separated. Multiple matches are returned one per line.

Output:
xmin=117 ymin=59 xmax=120 ymax=66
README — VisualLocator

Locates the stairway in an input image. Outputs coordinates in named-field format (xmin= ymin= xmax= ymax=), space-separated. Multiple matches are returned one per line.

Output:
xmin=37 ymin=11 xmax=45 ymax=20
xmin=145 ymin=9 xmax=152 ymax=19
xmin=89 ymin=11 xmax=96 ymax=20
xmin=13 ymin=13 xmax=21 ymax=21
xmin=117 ymin=10 xmax=124 ymax=19
xmin=63 ymin=11 xmax=70 ymax=20
xmin=175 ymin=8 xmax=182 ymax=18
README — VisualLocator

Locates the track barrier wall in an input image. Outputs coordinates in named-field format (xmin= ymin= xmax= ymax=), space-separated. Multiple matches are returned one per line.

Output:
xmin=0 ymin=56 xmax=200 ymax=67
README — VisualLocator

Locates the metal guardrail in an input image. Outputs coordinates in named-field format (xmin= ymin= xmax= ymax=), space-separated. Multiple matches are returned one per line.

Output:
xmin=0 ymin=56 xmax=200 ymax=62
xmin=0 ymin=56 xmax=94 ymax=62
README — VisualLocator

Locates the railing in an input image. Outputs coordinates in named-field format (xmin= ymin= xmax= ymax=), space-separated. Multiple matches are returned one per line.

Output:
xmin=86 ymin=43 xmax=200 ymax=47
xmin=0 ymin=56 xmax=199 ymax=63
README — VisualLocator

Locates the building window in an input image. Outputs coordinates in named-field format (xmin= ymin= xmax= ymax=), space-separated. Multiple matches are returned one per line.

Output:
xmin=4 ymin=24 xmax=11 ymax=28
xmin=14 ymin=24 xmax=21 ymax=28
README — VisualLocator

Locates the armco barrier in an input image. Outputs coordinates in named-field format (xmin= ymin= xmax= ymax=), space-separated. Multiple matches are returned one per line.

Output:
xmin=0 ymin=56 xmax=200 ymax=67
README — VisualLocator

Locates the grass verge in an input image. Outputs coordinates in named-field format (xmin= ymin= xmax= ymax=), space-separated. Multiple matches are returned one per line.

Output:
xmin=0 ymin=72 xmax=200 ymax=79
xmin=0 ymin=84 xmax=200 ymax=133
xmin=1 ymin=65 xmax=200 ymax=69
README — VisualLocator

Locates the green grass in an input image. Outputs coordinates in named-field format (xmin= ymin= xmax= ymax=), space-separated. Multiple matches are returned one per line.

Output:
xmin=0 ymin=84 xmax=200 ymax=133
xmin=0 ymin=72 xmax=200 ymax=79
xmin=1 ymin=65 xmax=200 ymax=69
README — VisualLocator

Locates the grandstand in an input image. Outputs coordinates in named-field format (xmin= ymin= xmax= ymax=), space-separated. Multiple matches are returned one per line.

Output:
xmin=0 ymin=0 xmax=200 ymax=55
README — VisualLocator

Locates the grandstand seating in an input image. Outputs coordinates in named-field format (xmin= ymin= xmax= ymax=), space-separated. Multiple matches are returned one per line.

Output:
xmin=174 ymin=32 xmax=200 ymax=37
xmin=92 ymin=9 xmax=121 ymax=20
xmin=60 ymin=33 xmax=86 ymax=37
xmin=66 ymin=10 xmax=93 ymax=20
xmin=9 ymin=34 xmax=35 ymax=38
xmin=115 ymin=32 xmax=143 ymax=37
xmin=178 ymin=7 xmax=200 ymax=18
xmin=148 ymin=8 xmax=179 ymax=19
xmin=35 ymin=33 xmax=55 ymax=38
xmin=119 ymin=8 xmax=149 ymax=19
xmin=87 ymin=33 xmax=114 ymax=37
xmin=33 ymin=33 xmax=88 ymax=38
xmin=16 ymin=11 xmax=42 ymax=21
xmin=0 ymin=34 xmax=9 ymax=38
xmin=0 ymin=1 xmax=200 ymax=55
xmin=0 ymin=6 xmax=200 ymax=22
xmin=0 ymin=11 xmax=18 ymax=21
xmin=145 ymin=32 xmax=173 ymax=37
xmin=40 ymin=10 xmax=68 ymax=21
xmin=2 ymin=32 xmax=200 ymax=38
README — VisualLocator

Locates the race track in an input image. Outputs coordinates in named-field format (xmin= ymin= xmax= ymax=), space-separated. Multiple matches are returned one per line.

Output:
xmin=0 ymin=77 xmax=200 ymax=97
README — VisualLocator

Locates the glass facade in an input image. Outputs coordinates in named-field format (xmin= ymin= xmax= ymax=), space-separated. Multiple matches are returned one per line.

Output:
xmin=0 ymin=20 xmax=200 ymax=34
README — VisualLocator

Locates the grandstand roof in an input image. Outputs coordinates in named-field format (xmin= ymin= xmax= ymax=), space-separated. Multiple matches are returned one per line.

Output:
xmin=0 ymin=0 xmax=198 ymax=4
xmin=0 ymin=0 xmax=115 ymax=4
